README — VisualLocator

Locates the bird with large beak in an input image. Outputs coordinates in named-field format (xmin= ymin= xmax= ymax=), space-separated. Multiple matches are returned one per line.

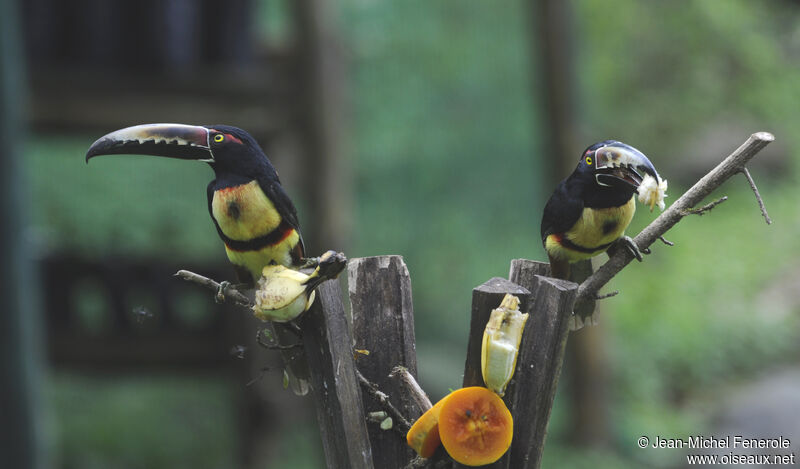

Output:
xmin=540 ymin=140 xmax=662 ymax=280
xmin=86 ymin=123 xmax=306 ymax=286
xmin=87 ymin=123 xmax=318 ymax=393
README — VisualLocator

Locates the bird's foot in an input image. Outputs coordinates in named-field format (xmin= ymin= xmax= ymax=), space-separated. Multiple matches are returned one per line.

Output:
xmin=298 ymin=257 xmax=321 ymax=269
xmin=316 ymin=251 xmax=348 ymax=279
xmin=298 ymin=251 xmax=348 ymax=279
xmin=568 ymin=313 xmax=600 ymax=331
xmin=216 ymin=280 xmax=232 ymax=303
xmin=614 ymin=235 xmax=645 ymax=262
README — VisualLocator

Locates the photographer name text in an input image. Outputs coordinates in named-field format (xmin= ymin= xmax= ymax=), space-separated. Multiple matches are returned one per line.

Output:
xmin=650 ymin=435 xmax=791 ymax=450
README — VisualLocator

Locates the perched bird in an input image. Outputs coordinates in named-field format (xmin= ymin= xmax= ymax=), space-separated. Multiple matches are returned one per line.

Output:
xmin=87 ymin=123 xmax=313 ymax=393
xmin=541 ymin=140 xmax=660 ymax=280
xmin=86 ymin=123 xmax=306 ymax=286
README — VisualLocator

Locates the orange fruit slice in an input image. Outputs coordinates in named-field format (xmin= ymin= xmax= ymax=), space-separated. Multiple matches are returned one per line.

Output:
xmin=438 ymin=386 xmax=513 ymax=466
xmin=406 ymin=397 xmax=446 ymax=458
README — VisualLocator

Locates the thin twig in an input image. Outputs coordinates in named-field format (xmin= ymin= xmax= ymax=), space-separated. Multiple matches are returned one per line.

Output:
xmin=355 ymin=369 xmax=412 ymax=434
xmin=575 ymin=132 xmax=774 ymax=305
xmin=174 ymin=270 xmax=252 ymax=307
xmin=403 ymin=457 xmax=453 ymax=469
xmin=256 ymin=329 xmax=302 ymax=350
xmin=246 ymin=367 xmax=273 ymax=387
xmin=390 ymin=366 xmax=433 ymax=413
xmin=658 ymin=235 xmax=674 ymax=247
xmin=741 ymin=167 xmax=773 ymax=225
xmin=595 ymin=290 xmax=619 ymax=301
xmin=680 ymin=196 xmax=728 ymax=216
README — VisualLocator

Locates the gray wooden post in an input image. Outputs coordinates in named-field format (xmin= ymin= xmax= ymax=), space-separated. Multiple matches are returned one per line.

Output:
xmin=456 ymin=277 xmax=531 ymax=469
xmin=297 ymin=280 xmax=374 ymax=469
xmin=461 ymin=277 xmax=532 ymax=390
xmin=506 ymin=259 xmax=578 ymax=469
xmin=349 ymin=256 xmax=420 ymax=468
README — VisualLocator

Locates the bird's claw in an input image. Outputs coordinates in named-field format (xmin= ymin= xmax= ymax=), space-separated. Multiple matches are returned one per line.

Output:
xmin=216 ymin=280 xmax=232 ymax=303
xmin=301 ymin=251 xmax=348 ymax=286
xmin=568 ymin=313 xmax=599 ymax=331
xmin=298 ymin=257 xmax=320 ymax=269
xmin=618 ymin=236 xmax=644 ymax=262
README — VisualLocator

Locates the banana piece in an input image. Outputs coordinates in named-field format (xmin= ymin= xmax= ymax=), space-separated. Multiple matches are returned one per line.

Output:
xmin=252 ymin=250 xmax=348 ymax=323
xmin=637 ymin=173 xmax=668 ymax=212
xmin=481 ymin=294 xmax=528 ymax=396
xmin=253 ymin=264 xmax=316 ymax=322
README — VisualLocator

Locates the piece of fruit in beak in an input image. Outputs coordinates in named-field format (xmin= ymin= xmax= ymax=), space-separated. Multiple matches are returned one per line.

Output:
xmin=637 ymin=173 xmax=668 ymax=211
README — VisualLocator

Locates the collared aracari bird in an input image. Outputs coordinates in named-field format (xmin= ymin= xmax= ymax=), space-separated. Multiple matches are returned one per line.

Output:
xmin=541 ymin=140 xmax=659 ymax=280
xmin=86 ymin=123 xmax=305 ymax=287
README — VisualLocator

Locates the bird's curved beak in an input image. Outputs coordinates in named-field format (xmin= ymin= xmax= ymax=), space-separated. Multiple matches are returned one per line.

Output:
xmin=86 ymin=123 xmax=213 ymax=163
xmin=593 ymin=142 xmax=659 ymax=190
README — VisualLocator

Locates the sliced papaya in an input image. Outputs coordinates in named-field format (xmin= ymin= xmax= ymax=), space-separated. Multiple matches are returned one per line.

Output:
xmin=438 ymin=386 xmax=513 ymax=466
xmin=406 ymin=397 xmax=446 ymax=458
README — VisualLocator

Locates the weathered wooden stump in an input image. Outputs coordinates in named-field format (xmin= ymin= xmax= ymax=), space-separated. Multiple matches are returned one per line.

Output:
xmin=295 ymin=256 xmax=578 ymax=469
xmin=349 ymin=256 xmax=421 ymax=468
xmin=297 ymin=279 xmax=374 ymax=469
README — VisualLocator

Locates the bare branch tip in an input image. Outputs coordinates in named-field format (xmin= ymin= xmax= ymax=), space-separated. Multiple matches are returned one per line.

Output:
xmin=680 ymin=196 xmax=728 ymax=217
xmin=356 ymin=369 xmax=412 ymax=432
xmin=595 ymin=290 xmax=619 ymax=301
xmin=741 ymin=167 xmax=773 ymax=225
xmin=752 ymin=131 xmax=775 ymax=142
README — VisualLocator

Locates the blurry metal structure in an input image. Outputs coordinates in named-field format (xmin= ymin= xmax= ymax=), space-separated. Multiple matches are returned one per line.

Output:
xmin=0 ymin=0 xmax=45 ymax=467
xmin=41 ymin=255 xmax=244 ymax=370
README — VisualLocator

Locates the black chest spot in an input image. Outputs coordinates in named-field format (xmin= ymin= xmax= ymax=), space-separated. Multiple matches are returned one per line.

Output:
xmin=227 ymin=201 xmax=241 ymax=220
xmin=602 ymin=219 xmax=618 ymax=235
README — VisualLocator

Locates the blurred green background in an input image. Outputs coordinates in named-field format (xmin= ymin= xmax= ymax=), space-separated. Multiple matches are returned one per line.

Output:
xmin=9 ymin=0 xmax=800 ymax=468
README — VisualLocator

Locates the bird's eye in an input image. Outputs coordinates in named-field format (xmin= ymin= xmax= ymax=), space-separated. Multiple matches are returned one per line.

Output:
xmin=214 ymin=134 xmax=224 ymax=143
xmin=585 ymin=156 xmax=593 ymax=165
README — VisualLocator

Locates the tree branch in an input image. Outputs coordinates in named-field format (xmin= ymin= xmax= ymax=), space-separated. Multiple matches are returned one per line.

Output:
xmin=256 ymin=328 xmax=302 ymax=350
xmin=389 ymin=366 xmax=433 ymax=413
xmin=575 ymin=132 xmax=774 ymax=305
xmin=174 ymin=270 xmax=252 ymax=307
xmin=658 ymin=235 xmax=674 ymax=247
xmin=680 ymin=196 xmax=728 ymax=216
xmin=741 ymin=167 xmax=772 ymax=225
xmin=356 ymin=369 xmax=412 ymax=435
xmin=595 ymin=290 xmax=619 ymax=300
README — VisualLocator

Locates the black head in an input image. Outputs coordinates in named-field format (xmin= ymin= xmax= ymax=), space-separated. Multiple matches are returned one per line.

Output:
xmin=570 ymin=140 xmax=659 ymax=195
xmin=202 ymin=124 xmax=277 ymax=177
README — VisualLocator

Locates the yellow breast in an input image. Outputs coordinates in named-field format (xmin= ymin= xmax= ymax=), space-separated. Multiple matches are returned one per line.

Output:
xmin=224 ymin=232 xmax=300 ymax=281
xmin=546 ymin=196 xmax=635 ymax=263
xmin=211 ymin=180 xmax=282 ymax=241
xmin=567 ymin=196 xmax=635 ymax=248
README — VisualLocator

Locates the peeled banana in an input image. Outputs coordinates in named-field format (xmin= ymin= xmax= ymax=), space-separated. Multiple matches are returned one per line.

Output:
xmin=252 ymin=250 xmax=347 ymax=322
xmin=481 ymin=294 xmax=528 ymax=396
